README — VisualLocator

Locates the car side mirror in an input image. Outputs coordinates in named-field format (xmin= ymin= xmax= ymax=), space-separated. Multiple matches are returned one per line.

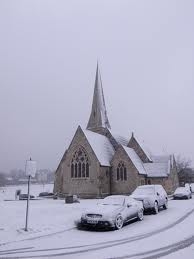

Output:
xmin=157 ymin=192 xmax=160 ymax=196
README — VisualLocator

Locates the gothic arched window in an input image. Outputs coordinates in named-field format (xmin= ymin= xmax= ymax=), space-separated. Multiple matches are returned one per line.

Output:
xmin=116 ymin=162 xmax=127 ymax=181
xmin=71 ymin=147 xmax=89 ymax=178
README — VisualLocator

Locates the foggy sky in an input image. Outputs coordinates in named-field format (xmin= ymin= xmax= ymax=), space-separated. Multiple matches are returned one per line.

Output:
xmin=0 ymin=0 xmax=194 ymax=172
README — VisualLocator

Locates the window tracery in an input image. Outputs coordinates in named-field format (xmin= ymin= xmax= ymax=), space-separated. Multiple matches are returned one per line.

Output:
xmin=71 ymin=147 xmax=89 ymax=178
xmin=116 ymin=162 xmax=127 ymax=181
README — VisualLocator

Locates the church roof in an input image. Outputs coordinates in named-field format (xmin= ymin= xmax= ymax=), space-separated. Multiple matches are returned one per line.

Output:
xmin=122 ymin=146 xmax=171 ymax=177
xmin=122 ymin=146 xmax=147 ymax=175
xmin=83 ymin=127 xmax=172 ymax=176
xmin=83 ymin=129 xmax=115 ymax=166
xmin=87 ymin=64 xmax=111 ymax=130
xmin=130 ymin=134 xmax=153 ymax=162
xmin=110 ymin=131 xmax=129 ymax=146
xmin=144 ymin=161 xmax=170 ymax=177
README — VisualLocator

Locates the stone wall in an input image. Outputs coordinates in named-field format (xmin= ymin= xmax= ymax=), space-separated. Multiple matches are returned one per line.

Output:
xmin=54 ymin=126 xmax=103 ymax=198
xmin=98 ymin=166 xmax=111 ymax=197
xmin=111 ymin=146 xmax=145 ymax=195
xmin=53 ymin=167 xmax=63 ymax=194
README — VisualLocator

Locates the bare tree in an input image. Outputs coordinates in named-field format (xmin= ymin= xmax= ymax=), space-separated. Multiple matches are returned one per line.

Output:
xmin=176 ymin=155 xmax=192 ymax=174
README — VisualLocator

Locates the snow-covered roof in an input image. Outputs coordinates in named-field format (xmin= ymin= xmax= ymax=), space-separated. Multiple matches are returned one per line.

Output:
xmin=83 ymin=129 xmax=115 ymax=166
xmin=132 ymin=135 xmax=153 ymax=162
xmin=110 ymin=131 xmax=129 ymax=146
xmin=122 ymin=146 xmax=147 ymax=175
xmin=144 ymin=156 xmax=171 ymax=177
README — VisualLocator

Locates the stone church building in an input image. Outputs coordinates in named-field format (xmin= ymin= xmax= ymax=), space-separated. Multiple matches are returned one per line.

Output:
xmin=54 ymin=65 xmax=179 ymax=197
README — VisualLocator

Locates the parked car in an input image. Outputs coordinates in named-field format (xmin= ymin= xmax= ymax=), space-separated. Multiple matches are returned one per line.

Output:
xmin=185 ymin=183 xmax=192 ymax=192
xmin=38 ymin=192 xmax=54 ymax=198
xmin=80 ymin=195 xmax=144 ymax=230
xmin=19 ymin=194 xmax=35 ymax=200
xmin=173 ymin=187 xmax=192 ymax=200
xmin=190 ymin=183 xmax=194 ymax=193
xmin=130 ymin=185 xmax=168 ymax=214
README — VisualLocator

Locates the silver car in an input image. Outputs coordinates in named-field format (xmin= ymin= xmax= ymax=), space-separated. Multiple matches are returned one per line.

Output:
xmin=80 ymin=195 xmax=144 ymax=230
xmin=173 ymin=187 xmax=192 ymax=199
xmin=131 ymin=185 xmax=168 ymax=214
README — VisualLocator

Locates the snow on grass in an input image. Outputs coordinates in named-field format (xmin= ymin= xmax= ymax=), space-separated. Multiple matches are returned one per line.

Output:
xmin=0 ymin=184 xmax=100 ymax=244
xmin=1 ymin=185 xmax=194 ymax=259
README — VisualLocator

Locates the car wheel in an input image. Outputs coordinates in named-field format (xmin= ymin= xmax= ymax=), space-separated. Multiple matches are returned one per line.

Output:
xmin=137 ymin=209 xmax=144 ymax=221
xmin=153 ymin=201 xmax=159 ymax=214
xmin=115 ymin=215 xmax=124 ymax=230
xmin=163 ymin=199 xmax=168 ymax=210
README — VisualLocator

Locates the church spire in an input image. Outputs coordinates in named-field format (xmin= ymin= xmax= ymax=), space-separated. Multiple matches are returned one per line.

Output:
xmin=87 ymin=63 xmax=111 ymax=131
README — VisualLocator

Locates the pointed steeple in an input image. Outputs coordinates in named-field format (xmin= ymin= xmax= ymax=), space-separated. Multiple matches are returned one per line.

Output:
xmin=87 ymin=63 xmax=111 ymax=131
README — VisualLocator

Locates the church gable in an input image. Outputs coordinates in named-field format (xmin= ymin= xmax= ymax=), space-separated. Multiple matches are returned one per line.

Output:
xmin=111 ymin=145 xmax=146 ymax=195
xmin=122 ymin=146 xmax=147 ymax=175
xmin=128 ymin=133 xmax=152 ymax=163
xmin=111 ymin=145 xmax=146 ymax=176
xmin=54 ymin=127 xmax=91 ymax=184
xmin=58 ymin=126 xmax=115 ymax=169
xmin=54 ymin=126 xmax=101 ymax=197
xmin=63 ymin=126 xmax=99 ymax=167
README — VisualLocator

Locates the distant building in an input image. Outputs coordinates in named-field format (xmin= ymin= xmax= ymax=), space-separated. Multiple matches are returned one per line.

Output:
xmin=54 ymin=65 xmax=179 ymax=197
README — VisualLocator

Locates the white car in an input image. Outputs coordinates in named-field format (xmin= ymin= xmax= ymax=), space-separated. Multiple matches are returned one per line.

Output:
xmin=190 ymin=183 xmax=194 ymax=193
xmin=173 ymin=187 xmax=192 ymax=200
xmin=80 ymin=195 xmax=144 ymax=230
xmin=131 ymin=185 xmax=168 ymax=214
xmin=185 ymin=183 xmax=192 ymax=193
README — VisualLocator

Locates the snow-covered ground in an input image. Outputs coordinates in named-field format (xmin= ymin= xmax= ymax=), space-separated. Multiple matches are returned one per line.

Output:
xmin=0 ymin=184 xmax=194 ymax=259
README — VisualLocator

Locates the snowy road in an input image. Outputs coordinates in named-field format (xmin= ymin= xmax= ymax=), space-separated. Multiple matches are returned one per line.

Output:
xmin=1 ymin=194 xmax=194 ymax=259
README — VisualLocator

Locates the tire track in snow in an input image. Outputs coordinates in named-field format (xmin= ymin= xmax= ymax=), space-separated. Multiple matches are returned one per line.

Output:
xmin=0 ymin=247 xmax=33 ymax=253
xmin=0 ymin=227 xmax=76 ymax=247
xmin=1 ymin=208 xmax=194 ymax=258
xmin=141 ymin=236 xmax=194 ymax=259
xmin=109 ymin=235 xmax=194 ymax=259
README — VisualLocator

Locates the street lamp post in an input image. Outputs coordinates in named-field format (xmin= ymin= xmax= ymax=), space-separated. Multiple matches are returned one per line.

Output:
xmin=24 ymin=158 xmax=36 ymax=231
xmin=25 ymin=174 xmax=31 ymax=231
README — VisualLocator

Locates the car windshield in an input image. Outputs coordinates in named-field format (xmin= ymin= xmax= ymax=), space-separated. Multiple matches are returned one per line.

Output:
xmin=175 ymin=187 xmax=186 ymax=193
xmin=133 ymin=187 xmax=155 ymax=195
xmin=101 ymin=196 xmax=125 ymax=206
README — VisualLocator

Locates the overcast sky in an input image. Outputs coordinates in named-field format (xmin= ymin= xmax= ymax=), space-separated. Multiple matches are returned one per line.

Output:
xmin=0 ymin=0 xmax=194 ymax=172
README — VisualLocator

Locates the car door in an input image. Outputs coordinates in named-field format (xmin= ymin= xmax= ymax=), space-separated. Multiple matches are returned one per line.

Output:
xmin=159 ymin=186 xmax=167 ymax=205
xmin=124 ymin=197 xmax=137 ymax=220
xmin=156 ymin=187 xmax=164 ymax=206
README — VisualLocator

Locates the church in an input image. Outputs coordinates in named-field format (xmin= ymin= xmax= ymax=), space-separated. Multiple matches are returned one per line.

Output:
xmin=54 ymin=65 xmax=179 ymax=198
